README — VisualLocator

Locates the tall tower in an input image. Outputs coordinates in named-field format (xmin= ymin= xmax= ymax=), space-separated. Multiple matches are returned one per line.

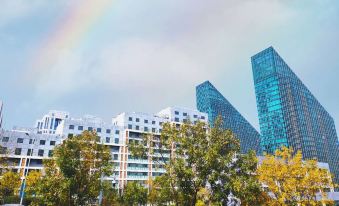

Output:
xmin=251 ymin=46 xmax=339 ymax=182
xmin=196 ymin=81 xmax=261 ymax=154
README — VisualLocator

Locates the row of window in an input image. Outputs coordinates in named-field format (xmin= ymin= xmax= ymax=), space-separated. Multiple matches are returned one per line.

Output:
xmin=2 ymin=137 xmax=56 ymax=146
xmin=128 ymin=117 xmax=162 ymax=125
xmin=105 ymin=137 xmax=119 ymax=144
xmin=1 ymin=147 xmax=54 ymax=157
xmin=174 ymin=111 xmax=206 ymax=120
xmin=68 ymin=125 xmax=120 ymax=135
xmin=127 ymin=125 xmax=160 ymax=133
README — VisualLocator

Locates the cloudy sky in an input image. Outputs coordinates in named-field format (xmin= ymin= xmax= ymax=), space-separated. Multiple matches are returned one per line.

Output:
xmin=0 ymin=0 xmax=339 ymax=133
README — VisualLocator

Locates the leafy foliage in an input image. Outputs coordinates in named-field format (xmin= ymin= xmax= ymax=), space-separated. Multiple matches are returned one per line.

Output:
xmin=0 ymin=171 xmax=20 ymax=199
xmin=121 ymin=181 xmax=147 ymax=206
xmin=257 ymin=147 xmax=335 ymax=206
xmin=130 ymin=116 xmax=264 ymax=206
xmin=29 ymin=131 xmax=114 ymax=205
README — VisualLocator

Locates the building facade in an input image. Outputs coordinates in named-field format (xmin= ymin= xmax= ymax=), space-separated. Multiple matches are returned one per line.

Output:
xmin=251 ymin=46 xmax=339 ymax=182
xmin=196 ymin=81 xmax=261 ymax=154
xmin=35 ymin=110 xmax=70 ymax=134
xmin=0 ymin=107 xmax=208 ymax=190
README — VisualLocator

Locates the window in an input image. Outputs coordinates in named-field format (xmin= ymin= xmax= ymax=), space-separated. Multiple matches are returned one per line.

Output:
xmin=144 ymin=119 xmax=148 ymax=123
xmin=2 ymin=137 xmax=9 ymax=142
xmin=128 ymin=124 xmax=132 ymax=129
xmin=159 ymin=122 xmax=163 ymax=126
xmin=183 ymin=112 xmax=187 ymax=116
xmin=175 ymin=111 xmax=179 ymax=115
xmin=69 ymin=125 xmax=74 ymax=130
xmin=48 ymin=150 xmax=53 ymax=157
xmin=128 ymin=117 xmax=133 ymax=121
xmin=113 ymin=154 xmax=119 ymax=160
xmin=29 ymin=139 xmax=33 ymax=144
xmin=174 ymin=117 xmax=179 ymax=122
xmin=193 ymin=114 xmax=198 ymax=118
xmin=136 ymin=118 xmax=140 ymax=122
xmin=152 ymin=128 xmax=156 ymax=133
xmin=15 ymin=148 xmax=22 ymax=155
xmin=201 ymin=116 xmax=205 ymax=120
xmin=115 ymin=138 xmax=119 ymax=144
xmin=40 ymin=140 xmax=46 ymax=145
xmin=38 ymin=149 xmax=44 ymax=157
xmin=144 ymin=127 xmax=148 ymax=132
xmin=0 ymin=147 xmax=7 ymax=154
xmin=97 ymin=128 xmax=102 ymax=133
xmin=88 ymin=127 xmax=93 ymax=131
xmin=136 ymin=126 xmax=139 ymax=130
xmin=106 ymin=137 xmax=110 ymax=143
xmin=17 ymin=138 xmax=24 ymax=143
xmin=115 ymin=130 xmax=120 ymax=135
xmin=106 ymin=129 xmax=111 ymax=134
xmin=50 ymin=141 xmax=56 ymax=146
xmin=68 ymin=134 xmax=74 ymax=138
xmin=78 ymin=126 xmax=83 ymax=131
xmin=152 ymin=121 xmax=156 ymax=125
xmin=27 ymin=149 xmax=33 ymax=156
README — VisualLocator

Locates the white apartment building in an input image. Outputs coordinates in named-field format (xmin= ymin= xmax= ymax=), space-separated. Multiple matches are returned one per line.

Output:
xmin=35 ymin=110 xmax=70 ymax=134
xmin=0 ymin=107 xmax=208 ymax=190
xmin=0 ymin=130 xmax=63 ymax=173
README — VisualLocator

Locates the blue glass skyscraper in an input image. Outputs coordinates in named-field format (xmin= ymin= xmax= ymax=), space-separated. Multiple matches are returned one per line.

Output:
xmin=251 ymin=47 xmax=339 ymax=182
xmin=196 ymin=81 xmax=261 ymax=154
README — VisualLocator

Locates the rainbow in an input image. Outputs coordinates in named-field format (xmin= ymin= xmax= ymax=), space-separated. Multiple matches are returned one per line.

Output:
xmin=31 ymin=0 xmax=113 ymax=69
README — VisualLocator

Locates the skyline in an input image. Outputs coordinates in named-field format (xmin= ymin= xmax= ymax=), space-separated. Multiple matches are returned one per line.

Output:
xmin=1 ymin=0 xmax=339 ymax=135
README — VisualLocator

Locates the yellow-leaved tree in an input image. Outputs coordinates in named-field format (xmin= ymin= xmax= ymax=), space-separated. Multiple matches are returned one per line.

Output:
xmin=257 ymin=147 xmax=335 ymax=206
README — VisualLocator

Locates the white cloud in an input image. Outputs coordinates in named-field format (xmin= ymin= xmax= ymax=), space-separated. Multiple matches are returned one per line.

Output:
xmin=0 ymin=0 xmax=46 ymax=27
xmin=19 ymin=0 xmax=302 ymax=109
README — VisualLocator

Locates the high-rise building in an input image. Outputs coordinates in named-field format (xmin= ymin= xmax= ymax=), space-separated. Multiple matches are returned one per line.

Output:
xmin=251 ymin=46 xmax=339 ymax=182
xmin=196 ymin=81 xmax=261 ymax=154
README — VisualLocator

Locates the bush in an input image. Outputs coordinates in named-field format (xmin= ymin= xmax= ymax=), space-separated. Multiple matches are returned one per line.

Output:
xmin=3 ymin=195 xmax=20 ymax=204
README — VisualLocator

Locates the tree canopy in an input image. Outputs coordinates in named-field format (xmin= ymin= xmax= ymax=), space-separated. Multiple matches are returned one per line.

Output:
xmin=257 ymin=147 xmax=335 ymax=206
xmin=29 ymin=131 xmax=114 ymax=206
xmin=129 ymin=117 xmax=264 ymax=206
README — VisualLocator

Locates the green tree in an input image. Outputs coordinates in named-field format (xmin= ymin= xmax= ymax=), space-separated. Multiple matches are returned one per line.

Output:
xmin=25 ymin=170 xmax=42 ymax=199
xmin=200 ymin=118 xmax=264 ymax=206
xmin=31 ymin=131 xmax=114 ymax=206
xmin=102 ymin=181 xmax=120 ymax=206
xmin=148 ymin=176 xmax=173 ymax=206
xmin=0 ymin=171 xmax=20 ymax=199
xmin=130 ymin=117 xmax=264 ymax=206
xmin=121 ymin=181 xmax=147 ymax=206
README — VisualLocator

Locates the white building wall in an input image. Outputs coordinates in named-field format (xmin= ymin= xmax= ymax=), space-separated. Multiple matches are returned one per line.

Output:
xmin=157 ymin=106 xmax=208 ymax=124
xmin=35 ymin=110 xmax=70 ymax=135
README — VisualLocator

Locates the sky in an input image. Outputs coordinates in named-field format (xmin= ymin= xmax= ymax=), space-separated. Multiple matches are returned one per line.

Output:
xmin=0 ymin=0 xmax=339 ymax=133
